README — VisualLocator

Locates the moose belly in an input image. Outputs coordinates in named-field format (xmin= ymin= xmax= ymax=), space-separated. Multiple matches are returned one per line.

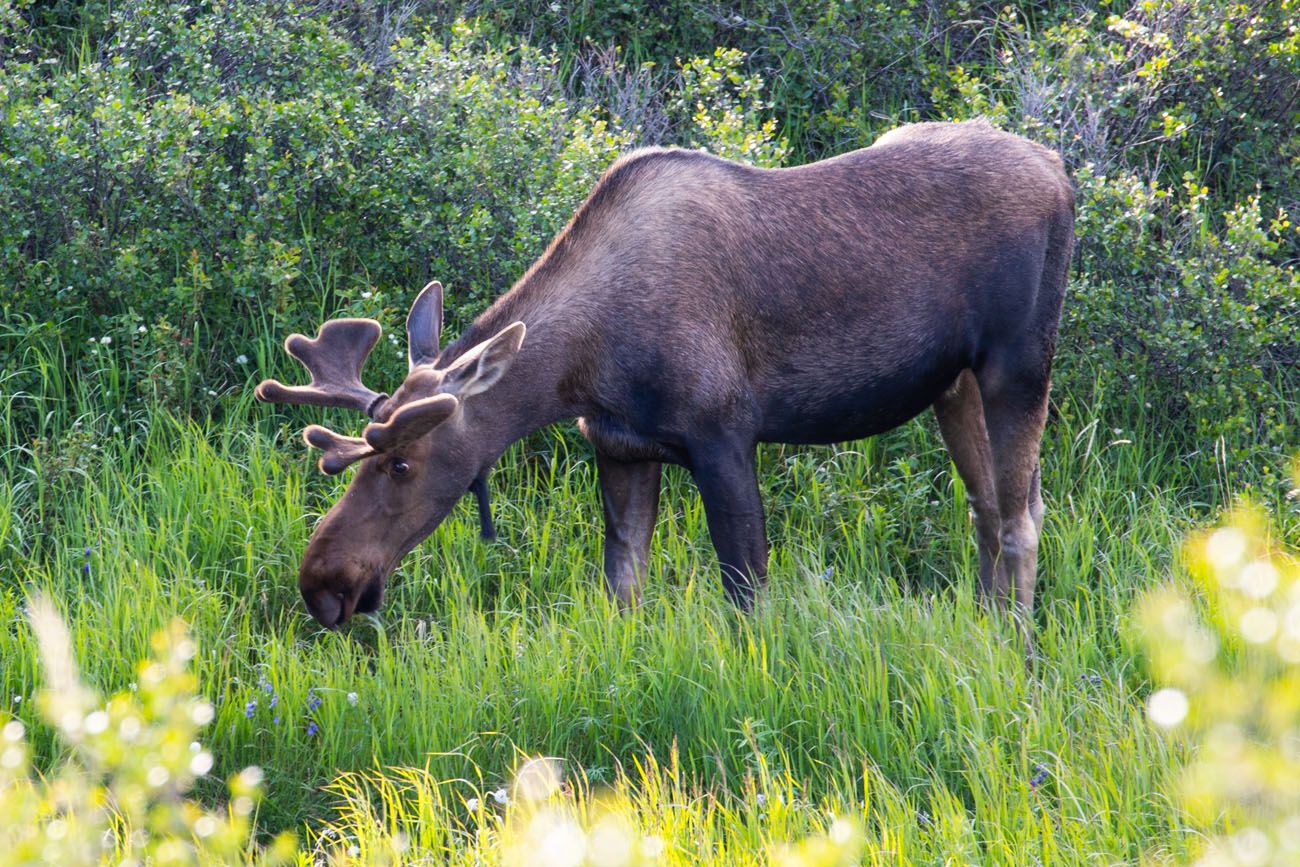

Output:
xmin=756 ymin=356 xmax=964 ymax=445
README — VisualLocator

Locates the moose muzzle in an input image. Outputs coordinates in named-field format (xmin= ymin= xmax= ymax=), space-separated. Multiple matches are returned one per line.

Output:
xmin=300 ymin=577 xmax=386 ymax=628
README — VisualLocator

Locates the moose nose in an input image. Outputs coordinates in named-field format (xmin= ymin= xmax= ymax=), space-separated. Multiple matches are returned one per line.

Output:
xmin=302 ymin=587 xmax=348 ymax=628
xmin=354 ymin=576 xmax=386 ymax=614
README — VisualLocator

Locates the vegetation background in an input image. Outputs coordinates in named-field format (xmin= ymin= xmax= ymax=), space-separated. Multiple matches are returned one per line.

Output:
xmin=0 ymin=0 xmax=1297 ymax=863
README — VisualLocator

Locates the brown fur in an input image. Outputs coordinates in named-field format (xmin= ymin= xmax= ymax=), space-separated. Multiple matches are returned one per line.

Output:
xmin=258 ymin=119 xmax=1075 ymax=646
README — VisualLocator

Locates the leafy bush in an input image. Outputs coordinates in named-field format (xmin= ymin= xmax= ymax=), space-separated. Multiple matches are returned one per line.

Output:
xmin=1059 ymin=169 xmax=1298 ymax=453
xmin=0 ymin=599 xmax=293 ymax=865
xmin=1138 ymin=465 xmax=1300 ymax=864
xmin=929 ymin=1 xmax=1300 ymax=453
xmin=1 ymin=0 xmax=1294 ymax=452
xmin=672 ymin=47 xmax=788 ymax=167
xmin=0 ymin=4 xmax=790 ymax=427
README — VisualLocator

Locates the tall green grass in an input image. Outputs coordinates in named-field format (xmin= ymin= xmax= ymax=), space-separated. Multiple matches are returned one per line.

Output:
xmin=2 ymin=333 xmax=1291 ymax=862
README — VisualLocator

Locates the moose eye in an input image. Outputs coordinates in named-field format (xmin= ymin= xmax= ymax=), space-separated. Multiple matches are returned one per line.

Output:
xmin=389 ymin=458 xmax=410 ymax=477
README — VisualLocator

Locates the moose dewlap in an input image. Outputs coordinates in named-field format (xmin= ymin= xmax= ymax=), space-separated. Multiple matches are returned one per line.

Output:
xmin=256 ymin=118 xmax=1074 ymax=647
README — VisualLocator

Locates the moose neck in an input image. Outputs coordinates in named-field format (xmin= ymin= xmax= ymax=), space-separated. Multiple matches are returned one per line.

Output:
xmin=438 ymin=281 xmax=591 ymax=465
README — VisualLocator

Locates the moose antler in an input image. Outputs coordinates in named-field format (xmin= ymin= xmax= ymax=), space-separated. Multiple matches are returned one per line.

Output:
xmin=297 ymin=393 xmax=459 ymax=476
xmin=303 ymin=425 xmax=376 ymax=476
xmin=255 ymin=319 xmax=388 ymax=417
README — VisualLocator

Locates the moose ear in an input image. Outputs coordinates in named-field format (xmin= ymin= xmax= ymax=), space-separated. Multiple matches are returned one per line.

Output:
xmin=407 ymin=280 xmax=443 ymax=369
xmin=441 ymin=322 xmax=526 ymax=399
xmin=363 ymin=393 xmax=459 ymax=452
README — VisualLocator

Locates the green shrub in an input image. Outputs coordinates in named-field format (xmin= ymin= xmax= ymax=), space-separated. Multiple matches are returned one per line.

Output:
xmin=1138 ymin=465 xmax=1300 ymax=864
xmin=672 ymin=47 xmax=788 ymax=166
xmin=0 ymin=600 xmax=294 ymax=865
xmin=1059 ymin=168 xmax=1298 ymax=454
xmin=1 ymin=0 xmax=1294 ymax=455
xmin=929 ymin=1 xmax=1299 ymax=454
xmin=0 ymin=5 xmax=790 ymax=430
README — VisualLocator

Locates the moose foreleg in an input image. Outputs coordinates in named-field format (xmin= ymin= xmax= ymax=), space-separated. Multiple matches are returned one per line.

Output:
xmin=595 ymin=452 xmax=662 ymax=606
xmin=469 ymin=474 xmax=496 ymax=541
xmin=689 ymin=442 xmax=768 ymax=609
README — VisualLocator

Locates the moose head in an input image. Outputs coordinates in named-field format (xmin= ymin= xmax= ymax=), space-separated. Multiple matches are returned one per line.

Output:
xmin=256 ymin=281 xmax=526 ymax=627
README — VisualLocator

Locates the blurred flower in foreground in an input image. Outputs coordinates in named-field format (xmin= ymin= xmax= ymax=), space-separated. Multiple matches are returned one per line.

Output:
xmin=1139 ymin=465 xmax=1300 ymax=866
xmin=319 ymin=751 xmax=863 ymax=867
xmin=0 ymin=598 xmax=295 ymax=865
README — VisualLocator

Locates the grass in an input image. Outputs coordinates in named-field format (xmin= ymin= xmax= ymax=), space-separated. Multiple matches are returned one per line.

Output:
xmin=6 ymin=332 xmax=1294 ymax=863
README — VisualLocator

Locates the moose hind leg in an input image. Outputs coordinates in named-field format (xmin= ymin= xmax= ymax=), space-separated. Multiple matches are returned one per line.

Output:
xmin=1028 ymin=460 xmax=1044 ymax=537
xmin=688 ymin=441 xmax=768 ymax=609
xmin=977 ymin=363 xmax=1050 ymax=618
xmin=595 ymin=452 xmax=662 ymax=606
xmin=933 ymin=370 xmax=1005 ymax=604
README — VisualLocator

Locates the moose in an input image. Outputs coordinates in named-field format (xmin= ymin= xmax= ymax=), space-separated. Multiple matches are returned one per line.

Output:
xmin=256 ymin=118 xmax=1074 ymax=635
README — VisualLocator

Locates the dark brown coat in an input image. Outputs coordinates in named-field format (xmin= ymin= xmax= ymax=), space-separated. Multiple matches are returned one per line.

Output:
xmin=257 ymin=118 xmax=1075 ymax=639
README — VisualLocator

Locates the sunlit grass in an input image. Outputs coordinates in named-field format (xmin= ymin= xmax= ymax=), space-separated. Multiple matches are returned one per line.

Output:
xmin=2 ymin=340 xmax=1295 ymax=863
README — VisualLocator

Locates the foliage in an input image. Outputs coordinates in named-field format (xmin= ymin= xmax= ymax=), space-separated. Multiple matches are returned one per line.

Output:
xmin=672 ymin=47 xmax=788 ymax=167
xmin=1061 ymin=170 xmax=1298 ymax=453
xmin=0 ymin=0 xmax=1298 ymax=860
xmin=929 ymin=0 xmax=1300 ymax=454
xmin=1139 ymin=466 xmax=1300 ymax=865
xmin=0 ymin=9 xmax=621 ymax=419
xmin=0 ymin=6 xmax=782 ymax=426
xmin=0 ymin=600 xmax=294 ymax=865
xmin=2 ymin=0 xmax=1295 ymax=453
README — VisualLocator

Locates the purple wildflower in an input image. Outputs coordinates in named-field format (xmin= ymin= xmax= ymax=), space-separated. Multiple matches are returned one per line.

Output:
xmin=306 ymin=721 xmax=319 ymax=737
xmin=268 ymin=692 xmax=278 ymax=709
xmin=245 ymin=699 xmax=257 ymax=719
xmin=1029 ymin=764 xmax=1049 ymax=788
xmin=273 ymin=714 xmax=280 ymax=725
xmin=82 ymin=562 xmax=90 ymax=575
xmin=307 ymin=689 xmax=322 ymax=711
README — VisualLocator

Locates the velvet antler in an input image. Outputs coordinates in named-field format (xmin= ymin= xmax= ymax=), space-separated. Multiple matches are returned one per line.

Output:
xmin=303 ymin=425 xmax=376 ymax=476
xmin=255 ymin=319 xmax=388 ymax=417
xmin=259 ymin=285 xmax=467 ymax=476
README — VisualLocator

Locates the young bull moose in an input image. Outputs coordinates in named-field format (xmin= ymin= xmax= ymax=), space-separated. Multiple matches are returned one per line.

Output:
xmin=256 ymin=119 xmax=1074 ymax=634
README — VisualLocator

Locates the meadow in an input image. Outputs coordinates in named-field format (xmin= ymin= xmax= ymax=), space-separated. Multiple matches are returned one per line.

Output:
xmin=1 ymin=1 xmax=1298 ymax=863
xmin=4 ymin=329 xmax=1297 ymax=863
